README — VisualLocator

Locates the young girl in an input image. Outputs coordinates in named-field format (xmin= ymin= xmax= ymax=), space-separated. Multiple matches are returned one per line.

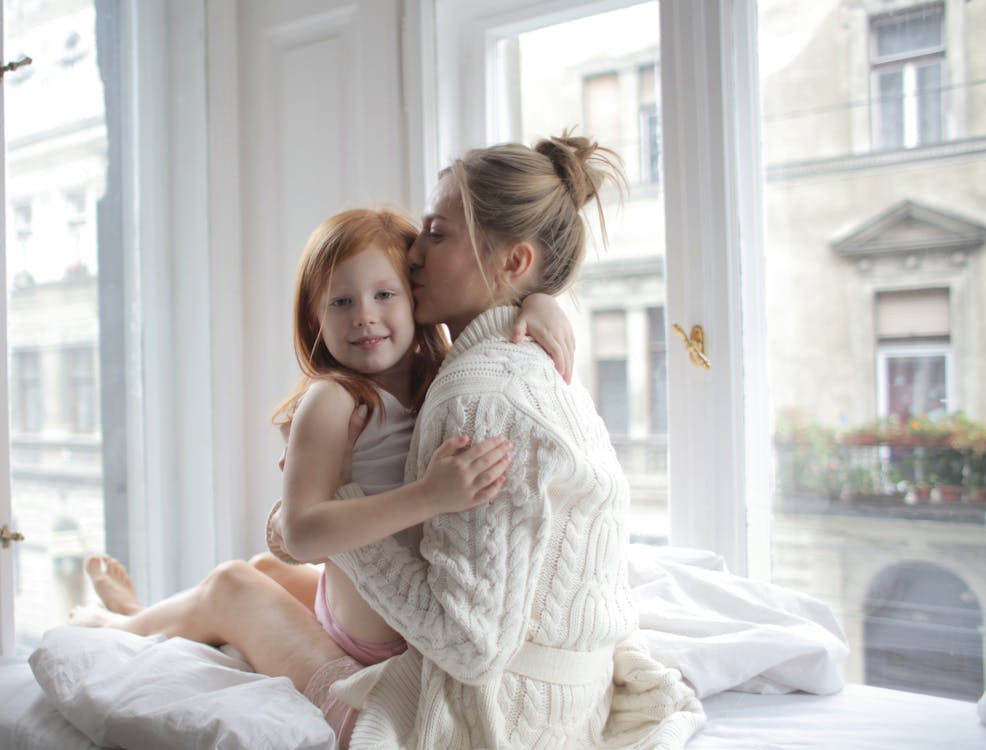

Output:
xmin=76 ymin=205 xmax=573 ymax=745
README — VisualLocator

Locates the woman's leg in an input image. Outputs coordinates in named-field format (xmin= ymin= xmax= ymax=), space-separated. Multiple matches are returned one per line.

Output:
xmin=92 ymin=560 xmax=345 ymax=692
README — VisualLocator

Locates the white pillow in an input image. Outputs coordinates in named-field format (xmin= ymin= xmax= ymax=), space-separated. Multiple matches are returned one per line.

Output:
xmin=30 ymin=626 xmax=336 ymax=750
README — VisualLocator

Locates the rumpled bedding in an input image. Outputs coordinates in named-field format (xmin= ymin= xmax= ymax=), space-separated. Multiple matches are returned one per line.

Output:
xmin=28 ymin=545 xmax=849 ymax=749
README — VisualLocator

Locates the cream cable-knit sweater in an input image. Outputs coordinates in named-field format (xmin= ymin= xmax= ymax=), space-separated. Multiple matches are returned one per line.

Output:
xmin=331 ymin=307 xmax=705 ymax=749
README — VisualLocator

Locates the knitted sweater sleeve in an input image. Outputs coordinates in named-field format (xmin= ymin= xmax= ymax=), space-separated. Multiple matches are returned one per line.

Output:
xmin=331 ymin=390 xmax=556 ymax=685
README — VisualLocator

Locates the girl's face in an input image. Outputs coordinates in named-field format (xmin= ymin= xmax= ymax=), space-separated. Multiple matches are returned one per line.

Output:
xmin=407 ymin=176 xmax=497 ymax=340
xmin=319 ymin=244 xmax=416 ymax=383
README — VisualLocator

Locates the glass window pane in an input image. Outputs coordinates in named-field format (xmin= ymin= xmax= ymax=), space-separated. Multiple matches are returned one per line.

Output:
xmin=493 ymin=2 xmax=667 ymax=542
xmin=917 ymin=62 xmax=943 ymax=144
xmin=877 ymin=70 xmax=904 ymax=149
xmin=4 ymin=0 xmax=120 ymax=654
xmin=885 ymin=354 xmax=948 ymax=421
xmin=761 ymin=0 xmax=985 ymax=702
xmin=873 ymin=6 xmax=943 ymax=60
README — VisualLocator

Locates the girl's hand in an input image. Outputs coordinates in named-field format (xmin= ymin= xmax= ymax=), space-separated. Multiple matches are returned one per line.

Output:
xmin=514 ymin=292 xmax=574 ymax=383
xmin=420 ymin=435 xmax=513 ymax=515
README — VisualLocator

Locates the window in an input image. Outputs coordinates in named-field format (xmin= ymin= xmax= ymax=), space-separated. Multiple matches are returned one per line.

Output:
xmin=490 ymin=1 xmax=667 ymax=541
xmin=876 ymin=288 xmax=952 ymax=421
xmin=639 ymin=63 xmax=661 ymax=184
xmin=4 ymin=0 xmax=117 ymax=652
xmin=593 ymin=310 xmax=630 ymax=435
xmin=11 ymin=350 xmax=42 ymax=433
xmin=870 ymin=4 xmax=945 ymax=150
xmin=583 ymin=72 xmax=622 ymax=159
xmin=763 ymin=0 xmax=984 ymax=702
xmin=63 ymin=346 xmax=97 ymax=433
xmin=648 ymin=306 xmax=668 ymax=434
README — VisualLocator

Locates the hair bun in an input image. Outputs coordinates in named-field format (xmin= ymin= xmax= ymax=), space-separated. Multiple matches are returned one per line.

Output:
xmin=534 ymin=129 xmax=623 ymax=208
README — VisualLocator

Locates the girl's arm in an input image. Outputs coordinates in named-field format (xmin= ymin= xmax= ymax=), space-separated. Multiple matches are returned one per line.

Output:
xmin=514 ymin=292 xmax=575 ymax=383
xmin=277 ymin=379 xmax=513 ymax=563
xmin=332 ymin=394 xmax=557 ymax=684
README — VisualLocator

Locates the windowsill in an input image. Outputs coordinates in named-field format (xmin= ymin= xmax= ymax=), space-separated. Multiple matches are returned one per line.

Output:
xmin=766 ymin=135 xmax=986 ymax=181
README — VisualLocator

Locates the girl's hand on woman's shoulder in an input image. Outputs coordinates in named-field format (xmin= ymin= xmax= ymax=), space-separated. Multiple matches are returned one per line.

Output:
xmin=420 ymin=435 xmax=514 ymax=515
xmin=513 ymin=292 xmax=574 ymax=383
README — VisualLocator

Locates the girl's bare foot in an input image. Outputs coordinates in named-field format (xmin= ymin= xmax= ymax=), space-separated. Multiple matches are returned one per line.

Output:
xmin=84 ymin=555 xmax=142 ymax=616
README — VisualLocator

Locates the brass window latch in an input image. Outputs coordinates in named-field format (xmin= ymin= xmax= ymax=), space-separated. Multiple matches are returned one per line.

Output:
xmin=1 ymin=524 xmax=25 ymax=549
xmin=672 ymin=323 xmax=711 ymax=370
xmin=1 ymin=56 xmax=32 ymax=78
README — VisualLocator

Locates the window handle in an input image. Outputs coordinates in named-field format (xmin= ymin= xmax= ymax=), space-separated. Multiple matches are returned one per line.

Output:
xmin=1 ymin=56 xmax=32 ymax=78
xmin=672 ymin=323 xmax=711 ymax=370
xmin=1 ymin=524 xmax=25 ymax=549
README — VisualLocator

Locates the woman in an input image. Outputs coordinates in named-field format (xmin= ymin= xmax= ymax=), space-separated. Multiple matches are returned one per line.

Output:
xmin=309 ymin=132 xmax=706 ymax=748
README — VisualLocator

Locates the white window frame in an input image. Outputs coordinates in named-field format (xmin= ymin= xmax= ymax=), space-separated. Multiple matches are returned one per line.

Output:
xmin=408 ymin=0 xmax=770 ymax=576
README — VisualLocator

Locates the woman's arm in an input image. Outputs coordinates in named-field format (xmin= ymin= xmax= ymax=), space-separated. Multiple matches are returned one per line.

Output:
xmin=278 ymin=380 xmax=513 ymax=563
xmin=514 ymin=292 xmax=575 ymax=383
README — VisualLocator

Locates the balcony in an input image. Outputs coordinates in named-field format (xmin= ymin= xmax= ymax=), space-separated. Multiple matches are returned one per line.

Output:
xmin=774 ymin=412 xmax=986 ymax=525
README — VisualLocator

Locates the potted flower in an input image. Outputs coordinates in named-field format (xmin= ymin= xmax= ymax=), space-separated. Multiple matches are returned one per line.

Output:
xmin=925 ymin=446 xmax=965 ymax=503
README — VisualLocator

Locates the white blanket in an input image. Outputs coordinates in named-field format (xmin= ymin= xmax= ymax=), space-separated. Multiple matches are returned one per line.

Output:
xmin=29 ymin=545 xmax=848 ymax=748
xmin=627 ymin=544 xmax=848 ymax=697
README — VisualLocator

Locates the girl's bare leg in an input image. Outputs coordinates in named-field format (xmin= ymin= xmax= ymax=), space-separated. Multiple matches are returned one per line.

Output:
xmin=80 ymin=560 xmax=345 ymax=691
xmin=247 ymin=552 xmax=320 ymax=612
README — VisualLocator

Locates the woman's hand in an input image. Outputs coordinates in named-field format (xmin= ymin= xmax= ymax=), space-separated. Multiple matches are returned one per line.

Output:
xmin=514 ymin=292 xmax=575 ymax=383
xmin=419 ymin=435 xmax=513 ymax=515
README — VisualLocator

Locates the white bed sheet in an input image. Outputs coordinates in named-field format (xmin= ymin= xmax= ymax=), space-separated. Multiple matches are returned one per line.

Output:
xmin=693 ymin=683 xmax=986 ymax=750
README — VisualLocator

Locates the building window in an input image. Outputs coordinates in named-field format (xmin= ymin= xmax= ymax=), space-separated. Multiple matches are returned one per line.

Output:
xmin=583 ymin=72 xmax=622 ymax=158
xmin=870 ymin=4 xmax=945 ymax=150
xmin=12 ymin=349 xmax=43 ymax=433
xmin=875 ymin=289 xmax=951 ymax=421
xmin=648 ymin=306 xmax=668 ymax=433
xmin=63 ymin=346 xmax=97 ymax=433
xmin=638 ymin=63 xmax=661 ymax=184
xmin=13 ymin=199 xmax=32 ymax=240
xmin=593 ymin=310 xmax=629 ymax=435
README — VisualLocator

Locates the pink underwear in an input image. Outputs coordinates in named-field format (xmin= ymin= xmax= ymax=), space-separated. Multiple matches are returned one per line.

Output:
xmin=314 ymin=571 xmax=407 ymax=666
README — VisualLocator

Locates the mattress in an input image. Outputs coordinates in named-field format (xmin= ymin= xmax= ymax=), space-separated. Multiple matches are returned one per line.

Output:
xmin=2 ymin=655 xmax=983 ymax=749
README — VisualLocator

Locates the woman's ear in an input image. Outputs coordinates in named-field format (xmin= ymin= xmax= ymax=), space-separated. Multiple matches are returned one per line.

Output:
xmin=500 ymin=241 xmax=537 ymax=285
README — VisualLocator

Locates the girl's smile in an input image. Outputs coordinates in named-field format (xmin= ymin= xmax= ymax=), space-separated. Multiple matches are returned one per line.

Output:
xmin=319 ymin=243 xmax=416 ymax=392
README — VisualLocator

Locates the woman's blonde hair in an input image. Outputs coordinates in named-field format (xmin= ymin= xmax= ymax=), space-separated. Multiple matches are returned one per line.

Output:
xmin=272 ymin=208 xmax=449 ymax=426
xmin=444 ymin=129 xmax=626 ymax=298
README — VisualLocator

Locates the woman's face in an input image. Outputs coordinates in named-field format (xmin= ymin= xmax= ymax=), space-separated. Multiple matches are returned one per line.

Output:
xmin=407 ymin=176 xmax=497 ymax=340
xmin=318 ymin=244 xmax=416 ymax=384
